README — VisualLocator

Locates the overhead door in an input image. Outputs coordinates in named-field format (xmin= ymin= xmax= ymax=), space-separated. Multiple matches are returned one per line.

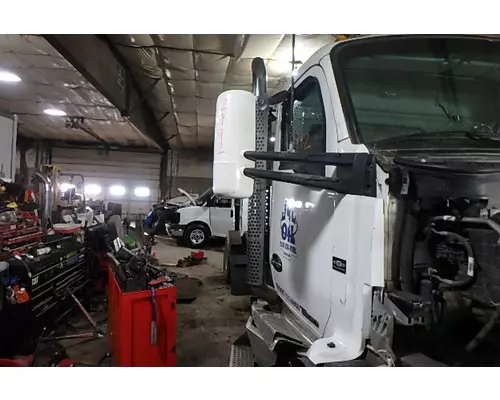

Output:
xmin=51 ymin=148 xmax=161 ymax=218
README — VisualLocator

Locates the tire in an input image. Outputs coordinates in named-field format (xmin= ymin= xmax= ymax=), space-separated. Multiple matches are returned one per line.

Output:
xmin=183 ymin=223 xmax=210 ymax=248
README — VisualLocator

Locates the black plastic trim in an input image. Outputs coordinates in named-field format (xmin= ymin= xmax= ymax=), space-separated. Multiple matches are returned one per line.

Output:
xmin=169 ymin=224 xmax=186 ymax=230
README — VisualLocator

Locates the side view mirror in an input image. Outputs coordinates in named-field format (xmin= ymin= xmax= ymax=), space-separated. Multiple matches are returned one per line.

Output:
xmin=213 ymin=90 xmax=256 ymax=199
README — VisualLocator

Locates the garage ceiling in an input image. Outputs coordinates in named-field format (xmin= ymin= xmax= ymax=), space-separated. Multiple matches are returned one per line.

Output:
xmin=0 ymin=34 xmax=342 ymax=151
xmin=0 ymin=34 xmax=158 ymax=149
xmin=107 ymin=34 xmax=339 ymax=149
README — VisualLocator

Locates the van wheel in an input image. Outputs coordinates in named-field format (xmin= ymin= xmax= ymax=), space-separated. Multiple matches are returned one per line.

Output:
xmin=184 ymin=224 xmax=209 ymax=248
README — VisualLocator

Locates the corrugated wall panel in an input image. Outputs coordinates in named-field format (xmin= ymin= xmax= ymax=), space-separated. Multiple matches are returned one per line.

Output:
xmin=51 ymin=148 xmax=161 ymax=218
xmin=168 ymin=177 xmax=212 ymax=197
xmin=166 ymin=150 xmax=213 ymax=197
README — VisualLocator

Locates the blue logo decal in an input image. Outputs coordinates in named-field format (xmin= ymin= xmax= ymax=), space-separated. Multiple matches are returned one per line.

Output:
xmin=279 ymin=199 xmax=298 ymax=258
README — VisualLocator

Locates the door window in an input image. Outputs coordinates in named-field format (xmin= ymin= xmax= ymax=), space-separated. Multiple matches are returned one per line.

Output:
xmin=281 ymin=77 xmax=326 ymax=176
xmin=213 ymin=197 xmax=232 ymax=208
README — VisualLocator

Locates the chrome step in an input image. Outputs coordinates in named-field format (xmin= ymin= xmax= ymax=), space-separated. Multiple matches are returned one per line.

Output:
xmin=229 ymin=344 xmax=254 ymax=367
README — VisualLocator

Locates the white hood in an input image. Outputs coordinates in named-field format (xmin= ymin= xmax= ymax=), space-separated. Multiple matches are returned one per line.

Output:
xmin=177 ymin=188 xmax=196 ymax=206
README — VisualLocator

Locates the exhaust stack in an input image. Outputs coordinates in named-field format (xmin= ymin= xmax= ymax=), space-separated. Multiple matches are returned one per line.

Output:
xmin=246 ymin=57 xmax=270 ymax=287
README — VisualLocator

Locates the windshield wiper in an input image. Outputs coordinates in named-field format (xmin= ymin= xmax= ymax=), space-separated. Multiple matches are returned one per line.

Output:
xmin=463 ymin=131 xmax=500 ymax=142
xmin=370 ymin=130 xmax=500 ymax=149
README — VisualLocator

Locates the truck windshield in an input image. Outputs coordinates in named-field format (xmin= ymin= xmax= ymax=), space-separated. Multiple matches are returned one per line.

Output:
xmin=333 ymin=36 xmax=500 ymax=151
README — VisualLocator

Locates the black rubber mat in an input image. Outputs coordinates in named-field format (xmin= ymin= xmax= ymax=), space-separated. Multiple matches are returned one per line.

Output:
xmin=174 ymin=277 xmax=202 ymax=303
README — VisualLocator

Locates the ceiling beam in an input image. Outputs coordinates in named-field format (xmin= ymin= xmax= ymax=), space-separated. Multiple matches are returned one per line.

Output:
xmin=43 ymin=34 xmax=167 ymax=152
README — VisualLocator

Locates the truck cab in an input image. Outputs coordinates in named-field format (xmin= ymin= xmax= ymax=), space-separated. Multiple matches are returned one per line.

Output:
xmin=213 ymin=35 xmax=500 ymax=367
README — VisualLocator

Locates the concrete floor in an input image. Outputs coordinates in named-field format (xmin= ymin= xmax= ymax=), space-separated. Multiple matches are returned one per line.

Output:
xmin=62 ymin=238 xmax=250 ymax=367
xmin=153 ymin=238 xmax=250 ymax=366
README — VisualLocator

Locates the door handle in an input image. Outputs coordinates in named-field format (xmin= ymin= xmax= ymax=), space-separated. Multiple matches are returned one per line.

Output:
xmin=230 ymin=210 xmax=233 ymax=218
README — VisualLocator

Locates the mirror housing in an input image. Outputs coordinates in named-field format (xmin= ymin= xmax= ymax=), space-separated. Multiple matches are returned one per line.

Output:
xmin=213 ymin=90 xmax=256 ymax=199
xmin=268 ymin=90 xmax=289 ymax=106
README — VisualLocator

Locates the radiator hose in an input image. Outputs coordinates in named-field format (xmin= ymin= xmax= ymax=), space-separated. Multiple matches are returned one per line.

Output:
xmin=464 ymin=306 xmax=500 ymax=353
xmin=399 ymin=211 xmax=418 ymax=292
xmin=431 ymin=215 xmax=500 ymax=237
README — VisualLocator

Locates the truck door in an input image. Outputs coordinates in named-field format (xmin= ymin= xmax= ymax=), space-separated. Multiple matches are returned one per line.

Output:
xmin=209 ymin=196 xmax=233 ymax=237
xmin=270 ymin=65 xmax=337 ymax=337
xmin=269 ymin=60 xmax=384 ymax=363
xmin=269 ymin=61 xmax=383 ymax=345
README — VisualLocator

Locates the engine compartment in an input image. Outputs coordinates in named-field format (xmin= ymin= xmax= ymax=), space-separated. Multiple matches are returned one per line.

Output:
xmin=381 ymin=159 xmax=500 ymax=366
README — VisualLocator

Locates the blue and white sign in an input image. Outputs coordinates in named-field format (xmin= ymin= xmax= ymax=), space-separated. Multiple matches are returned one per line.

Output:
xmin=279 ymin=199 xmax=298 ymax=258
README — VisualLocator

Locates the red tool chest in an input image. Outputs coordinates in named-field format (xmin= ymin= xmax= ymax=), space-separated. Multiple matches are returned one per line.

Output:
xmin=107 ymin=267 xmax=176 ymax=367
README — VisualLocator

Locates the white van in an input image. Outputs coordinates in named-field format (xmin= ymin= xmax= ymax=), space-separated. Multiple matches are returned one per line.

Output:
xmin=166 ymin=188 xmax=234 ymax=248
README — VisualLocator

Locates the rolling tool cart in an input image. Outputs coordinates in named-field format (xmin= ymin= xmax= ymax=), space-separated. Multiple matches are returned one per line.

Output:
xmin=107 ymin=267 xmax=176 ymax=367
xmin=103 ymin=217 xmax=176 ymax=367
xmin=0 ymin=234 xmax=89 ymax=358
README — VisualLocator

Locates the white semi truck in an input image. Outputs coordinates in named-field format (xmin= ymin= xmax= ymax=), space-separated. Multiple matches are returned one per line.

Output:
xmin=213 ymin=34 xmax=500 ymax=367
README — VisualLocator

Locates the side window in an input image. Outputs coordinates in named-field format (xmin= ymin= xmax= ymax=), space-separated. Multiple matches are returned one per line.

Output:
xmin=214 ymin=197 xmax=232 ymax=208
xmin=281 ymin=77 xmax=326 ymax=176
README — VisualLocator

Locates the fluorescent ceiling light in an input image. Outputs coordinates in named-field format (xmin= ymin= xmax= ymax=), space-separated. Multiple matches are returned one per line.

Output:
xmin=43 ymin=108 xmax=67 ymax=116
xmin=0 ymin=71 xmax=21 ymax=82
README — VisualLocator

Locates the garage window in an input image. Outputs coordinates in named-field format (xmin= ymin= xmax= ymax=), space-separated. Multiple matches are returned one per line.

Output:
xmin=85 ymin=184 xmax=102 ymax=196
xmin=134 ymin=187 xmax=150 ymax=197
xmin=109 ymin=185 xmax=126 ymax=196
xmin=60 ymin=183 xmax=75 ymax=192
